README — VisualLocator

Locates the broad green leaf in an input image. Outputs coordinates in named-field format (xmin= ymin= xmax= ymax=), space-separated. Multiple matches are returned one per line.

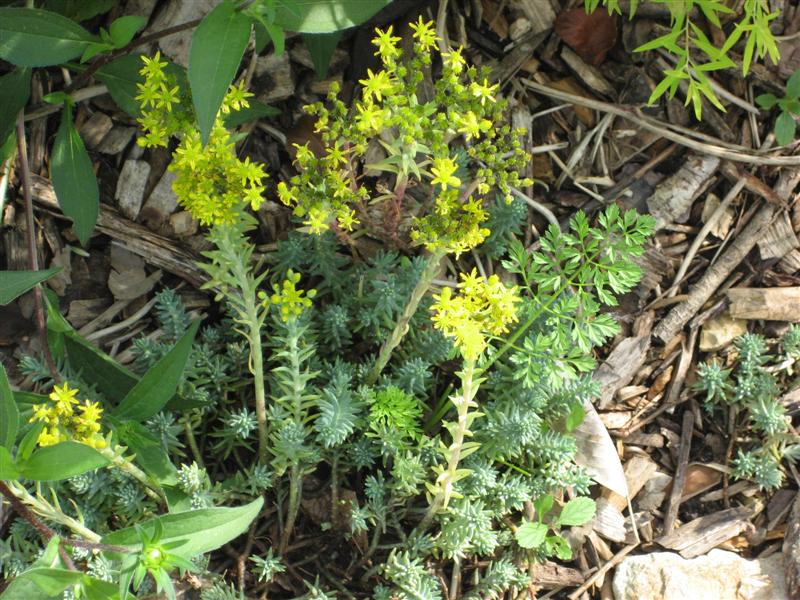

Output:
xmin=117 ymin=421 xmax=177 ymax=484
xmin=274 ymin=0 xmax=391 ymax=33
xmin=222 ymin=99 xmax=280 ymax=128
xmin=95 ymin=54 xmax=145 ymax=117
xmin=249 ymin=13 xmax=286 ymax=55
xmin=0 ymin=363 xmax=19 ymax=449
xmin=189 ymin=1 xmax=251 ymax=145
xmin=108 ymin=15 xmax=146 ymax=48
xmin=565 ymin=402 xmax=585 ymax=433
xmin=0 ymin=446 xmax=20 ymax=480
xmin=787 ymin=69 xmax=800 ymax=99
xmin=42 ymin=0 xmax=116 ymax=22
xmin=51 ymin=108 xmax=99 ymax=246
xmin=1 ymin=568 xmax=83 ymax=597
xmin=19 ymin=441 xmax=108 ymax=481
xmin=113 ymin=320 xmax=200 ymax=422
xmin=533 ymin=494 xmax=554 ymax=518
xmin=755 ymin=93 xmax=779 ymax=109
xmin=515 ymin=521 xmax=548 ymax=549
xmin=17 ymin=421 xmax=44 ymax=463
xmin=546 ymin=534 xmax=573 ymax=560
xmin=0 ymin=268 xmax=62 ymax=305
xmin=64 ymin=333 xmax=138 ymax=405
xmin=0 ymin=7 xmax=96 ymax=67
xmin=0 ymin=68 xmax=31 ymax=146
xmin=556 ymin=496 xmax=596 ymax=527
xmin=775 ymin=110 xmax=797 ymax=146
xmin=103 ymin=497 xmax=264 ymax=557
xmin=303 ymin=32 xmax=342 ymax=78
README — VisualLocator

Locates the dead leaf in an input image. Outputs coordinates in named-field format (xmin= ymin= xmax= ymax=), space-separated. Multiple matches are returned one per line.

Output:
xmin=681 ymin=463 xmax=724 ymax=501
xmin=554 ymin=8 xmax=617 ymax=66
xmin=573 ymin=401 xmax=629 ymax=497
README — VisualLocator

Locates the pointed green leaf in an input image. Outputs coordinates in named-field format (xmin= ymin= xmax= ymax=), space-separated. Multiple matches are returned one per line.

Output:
xmin=274 ymin=0 xmax=391 ymax=33
xmin=189 ymin=1 xmax=251 ymax=145
xmin=17 ymin=421 xmax=44 ymax=463
xmin=556 ymin=496 xmax=596 ymax=527
xmin=775 ymin=110 xmax=797 ymax=146
xmin=515 ymin=521 xmax=548 ymax=549
xmin=0 ymin=68 xmax=31 ymax=147
xmin=787 ymin=69 xmax=800 ymax=99
xmin=108 ymin=15 xmax=146 ymax=48
xmin=0 ymin=7 xmax=96 ymax=67
xmin=51 ymin=108 xmax=98 ymax=246
xmin=103 ymin=497 xmax=263 ymax=557
xmin=0 ymin=268 xmax=62 ymax=306
xmin=303 ymin=32 xmax=342 ymax=78
xmin=113 ymin=321 xmax=200 ymax=422
xmin=64 ymin=332 xmax=138 ymax=404
xmin=0 ymin=446 xmax=20 ymax=480
xmin=19 ymin=441 xmax=108 ymax=481
xmin=117 ymin=421 xmax=177 ymax=484
xmin=0 ymin=363 xmax=19 ymax=449
xmin=755 ymin=93 xmax=779 ymax=109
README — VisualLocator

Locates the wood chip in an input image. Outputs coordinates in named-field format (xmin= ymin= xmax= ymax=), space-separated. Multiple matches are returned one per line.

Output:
xmin=658 ymin=506 xmax=755 ymax=558
xmin=758 ymin=211 xmax=799 ymax=260
xmin=594 ymin=334 xmax=650 ymax=410
xmin=529 ymin=561 xmax=584 ymax=588
xmin=647 ymin=154 xmax=720 ymax=230
xmin=560 ymin=46 xmax=616 ymax=97
xmin=78 ymin=112 xmax=113 ymax=150
xmin=603 ymin=454 xmax=659 ymax=511
xmin=254 ymin=53 xmax=295 ymax=103
xmin=728 ymin=287 xmax=800 ymax=322
xmin=593 ymin=497 xmax=628 ymax=542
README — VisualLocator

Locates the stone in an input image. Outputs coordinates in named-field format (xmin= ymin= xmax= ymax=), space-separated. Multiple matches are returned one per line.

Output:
xmin=699 ymin=313 xmax=748 ymax=351
xmin=612 ymin=549 xmax=787 ymax=600
xmin=115 ymin=159 xmax=151 ymax=221
xmin=96 ymin=126 xmax=136 ymax=155
xmin=169 ymin=211 xmax=198 ymax=237
xmin=253 ymin=53 xmax=295 ymax=103
xmin=141 ymin=170 xmax=179 ymax=229
xmin=78 ymin=113 xmax=113 ymax=150
xmin=147 ymin=0 xmax=221 ymax=66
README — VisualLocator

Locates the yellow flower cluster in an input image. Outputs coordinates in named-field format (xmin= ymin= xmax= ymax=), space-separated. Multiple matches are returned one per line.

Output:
xmin=260 ymin=270 xmax=317 ymax=322
xmin=29 ymin=383 xmax=106 ymax=449
xmin=278 ymin=18 xmax=532 ymax=255
xmin=431 ymin=270 xmax=521 ymax=361
xmin=135 ymin=54 xmax=267 ymax=226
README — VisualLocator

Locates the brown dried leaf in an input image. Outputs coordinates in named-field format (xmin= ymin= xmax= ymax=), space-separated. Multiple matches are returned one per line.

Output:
xmin=554 ymin=8 xmax=617 ymax=66
xmin=573 ymin=401 xmax=629 ymax=497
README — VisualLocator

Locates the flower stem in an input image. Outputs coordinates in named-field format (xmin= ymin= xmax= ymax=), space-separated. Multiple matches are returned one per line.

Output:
xmin=419 ymin=360 xmax=478 ymax=530
xmin=246 ymin=300 xmax=269 ymax=465
xmin=366 ymin=250 xmax=445 ymax=385
xmin=98 ymin=445 xmax=165 ymax=505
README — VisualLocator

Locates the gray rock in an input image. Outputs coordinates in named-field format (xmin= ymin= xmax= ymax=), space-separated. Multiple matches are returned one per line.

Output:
xmin=96 ymin=126 xmax=136 ymax=155
xmin=147 ymin=0 xmax=221 ymax=66
xmin=79 ymin=113 xmax=113 ymax=150
xmin=253 ymin=53 xmax=295 ymax=103
xmin=140 ymin=170 xmax=179 ymax=229
xmin=115 ymin=159 xmax=151 ymax=221
xmin=613 ymin=549 xmax=787 ymax=600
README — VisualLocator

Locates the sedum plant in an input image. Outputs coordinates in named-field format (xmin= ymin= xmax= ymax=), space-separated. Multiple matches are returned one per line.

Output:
xmin=695 ymin=330 xmax=800 ymax=490
xmin=2 ymin=18 xmax=656 ymax=599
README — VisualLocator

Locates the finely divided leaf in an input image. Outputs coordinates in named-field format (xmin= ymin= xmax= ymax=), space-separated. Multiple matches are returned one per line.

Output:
xmin=189 ymin=1 xmax=251 ymax=144
xmin=50 ymin=108 xmax=99 ymax=246
xmin=0 ymin=7 xmax=96 ymax=67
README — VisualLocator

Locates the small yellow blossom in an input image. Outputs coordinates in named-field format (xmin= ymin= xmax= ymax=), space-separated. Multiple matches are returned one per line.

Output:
xmin=372 ymin=25 xmax=402 ymax=61
xmin=270 ymin=270 xmax=317 ymax=321
xmin=470 ymin=78 xmax=499 ymax=106
xmin=443 ymin=47 xmax=466 ymax=74
xmin=456 ymin=111 xmax=491 ymax=140
xmin=430 ymin=157 xmax=461 ymax=191
xmin=409 ymin=17 xmax=438 ymax=50
xmin=359 ymin=69 xmax=395 ymax=102
xmin=29 ymin=383 xmax=106 ymax=448
xmin=431 ymin=270 xmax=520 ymax=361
